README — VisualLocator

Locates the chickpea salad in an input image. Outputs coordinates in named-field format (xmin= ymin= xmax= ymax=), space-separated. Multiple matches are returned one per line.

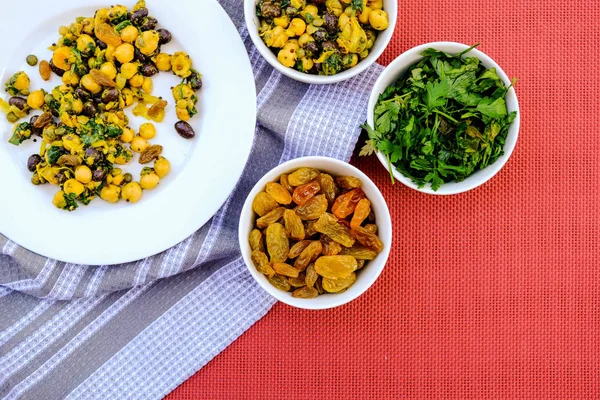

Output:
xmin=256 ymin=0 xmax=390 ymax=75
xmin=1 ymin=0 xmax=202 ymax=211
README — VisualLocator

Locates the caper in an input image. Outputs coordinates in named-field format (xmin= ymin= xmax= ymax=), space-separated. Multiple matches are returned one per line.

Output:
xmin=26 ymin=55 xmax=38 ymax=66
xmin=123 ymin=173 xmax=133 ymax=183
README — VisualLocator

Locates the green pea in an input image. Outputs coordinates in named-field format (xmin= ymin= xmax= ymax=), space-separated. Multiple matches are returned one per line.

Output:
xmin=26 ymin=55 xmax=38 ymax=66
xmin=123 ymin=173 xmax=133 ymax=183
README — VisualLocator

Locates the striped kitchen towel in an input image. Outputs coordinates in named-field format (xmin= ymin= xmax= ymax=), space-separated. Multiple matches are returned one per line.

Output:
xmin=0 ymin=0 xmax=383 ymax=398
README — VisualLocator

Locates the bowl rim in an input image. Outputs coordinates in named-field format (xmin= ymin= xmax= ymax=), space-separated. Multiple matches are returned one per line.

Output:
xmin=367 ymin=41 xmax=521 ymax=195
xmin=238 ymin=156 xmax=392 ymax=310
xmin=243 ymin=0 xmax=398 ymax=85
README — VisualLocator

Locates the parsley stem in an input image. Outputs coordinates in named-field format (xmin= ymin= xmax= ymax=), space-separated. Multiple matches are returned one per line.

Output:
xmin=386 ymin=154 xmax=395 ymax=185
xmin=432 ymin=109 xmax=459 ymax=124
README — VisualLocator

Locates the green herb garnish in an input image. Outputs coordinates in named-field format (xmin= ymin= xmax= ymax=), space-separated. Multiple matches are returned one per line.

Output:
xmin=361 ymin=45 xmax=517 ymax=190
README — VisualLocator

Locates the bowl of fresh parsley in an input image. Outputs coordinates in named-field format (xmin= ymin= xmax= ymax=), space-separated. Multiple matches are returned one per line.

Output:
xmin=361 ymin=42 xmax=520 ymax=194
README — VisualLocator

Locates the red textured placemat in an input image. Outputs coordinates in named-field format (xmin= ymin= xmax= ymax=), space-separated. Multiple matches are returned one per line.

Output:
xmin=166 ymin=0 xmax=600 ymax=398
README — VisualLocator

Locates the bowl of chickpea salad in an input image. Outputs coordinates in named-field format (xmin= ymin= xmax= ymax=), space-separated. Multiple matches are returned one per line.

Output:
xmin=245 ymin=0 xmax=397 ymax=84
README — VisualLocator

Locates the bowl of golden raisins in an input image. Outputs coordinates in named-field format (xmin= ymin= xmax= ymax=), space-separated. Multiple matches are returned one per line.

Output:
xmin=239 ymin=156 xmax=392 ymax=309
xmin=244 ymin=0 xmax=397 ymax=84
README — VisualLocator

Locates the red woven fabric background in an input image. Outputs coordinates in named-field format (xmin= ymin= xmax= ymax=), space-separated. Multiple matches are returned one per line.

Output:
xmin=166 ymin=0 xmax=600 ymax=398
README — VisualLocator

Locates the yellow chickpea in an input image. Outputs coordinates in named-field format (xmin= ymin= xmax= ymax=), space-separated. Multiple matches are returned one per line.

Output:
xmin=368 ymin=0 xmax=383 ymax=9
xmin=100 ymin=184 xmax=121 ymax=203
xmin=27 ymin=90 xmax=45 ymax=109
xmin=140 ymin=171 xmax=160 ymax=190
xmin=115 ymin=43 xmax=135 ymax=64
xmin=120 ymin=62 xmax=138 ymax=79
xmin=141 ymin=77 xmax=153 ymax=93
xmin=300 ymin=57 xmax=313 ymax=72
xmin=291 ymin=0 xmax=305 ymax=8
xmin=298 ymin=33 xmax=313 ymax=47
xmin=154 ymin=157 xmax=170 ymax=178
xmin=277 ymin=48 xmax=297 ymax=68
xmin=74 ymin=165 xmax=92 ymax=184
xmin=129 ymin=74 xmax=143 ymax=88
xmin=76 ymin=34 xmax=95 ymax=55
xmin=80 ymin=74 xmax=102 ymax=94
xmin=302 ymin=5 xmax=319 ymax=20
xmin=72 ymin=99 xmax=83 ymax=114
xmin=130 ymin=136 xmax=148 ymax=152
xmin=62 ymin=70 xmax=80 ymax=86
xmin=155 ymin=53 xmax=171 ymax=71
xmin=369 ymin=9 xmax=389 ymax=30
xmin=274 ymin=15 xmax=290 ymax=28
xmin=121 ymin=182 xmax=142 ymax=203
xmin=112 ymin=173 xmax=124 ymax=186
xmin=286 ymin=18 xmax=307 ymax=37
xmin=63 ymin=179 xmax=85 ymax=195
xmin=136 ymin=31 xmax=160 ymax=55
xmin=358 ymin=6 xmax=371 ymax=24
xmin=121 ymin=88 xmax=134 ymax=107
xmin=139 ymin=123 xmax=156 ymax=140
xmin=100 ymin=62 xmax=117 ymax=80
xmin=176 ymin=107 xmax=190 ymax=121
xmin=52 ymin=190 xmax=67 ymax=208
xmin=120 ymin=127 xmax=135 ymax=143
xmin=120 ymin=25 xmax=139 ymax=43
xmin=326 ymin=0 xmax=343 ymax=16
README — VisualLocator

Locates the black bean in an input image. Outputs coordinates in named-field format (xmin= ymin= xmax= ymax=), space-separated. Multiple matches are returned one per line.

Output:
xmin=75 ymin=87 xmax=91 ymax=101
xmin=96 ymin=39 xmax=107 ymax=50
xmin=285 ymin=6 xmax=299 ymax=16
xmin=310 ymin=62 xmax=322 ymax=74
xmin=313 ymin=28 xmax=328 ymax=43
xmin=131 ymin=7 xmax=148 ymax=26
xmin=101 ymin=88 xmax=119 ymax=104
xmin=175 ymin=120 xmax=195 ymax=139
xmin=312 ymin=0 xmax=325 ymax=6
xmin=141 ymin=63 xmax=159 ymax=77
xmin=134 ymin=47 xmax=148 ymax=62
xmin=9 ymin=97 xmax=27 ymax=110
xmin=49 ymin=60 xmax=65 ymax=77
xmin=29 ymin=116 xmax=43 ymax=136
xmin=260 ymin=2 xmax=281 ymax=19
xmin=140 ymin=16 xmax=157 ymax=31
xmin=324 ymin=13 xmax=338 ymax=34
xmin=55 ymin=172 xmax=68 ymax=184
xmin=83 ymin=101 xmax=98 ymax=117
xmin=187 ymin=70 xmax=202 ymax=91
xmin=303 ymin=41 xmax=319 ymax=57
xmin=157 ymin=29 xmax=172 ymax=45
xmin=27 ymin=154 xmax=42 ymax=172
xmin=92 ymin=169 xmax=106 ymax=182
xmin=85 ymin=147 xmax=103 ymax=164
xmin=321 ymin=40 xmax=339 ymax=52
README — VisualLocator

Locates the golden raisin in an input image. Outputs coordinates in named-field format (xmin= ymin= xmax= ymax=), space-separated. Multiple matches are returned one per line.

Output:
xmin=350 ymin=198 xmax=371 ymax=229
xmin=268 ymin=274 xmax=292 ymax=291
xmin=295 ymin=194 xmax=328 ymax=220
xmin=314 ymin=255 xmax=358 ymax=279
xmin=249 ymin=229 xmax=265 ymax=252
xmin=322 ymin=273 xmax=357 ymax=293
xmin=313 ymin=213 xmax=355 ymax=248
xmin=288 ymin=240 xmax=312 ymax=259
xmin=318 ymin=173 xmax=338 ymax=204
xmin=305 ymin=263 xmax=318 ymax=288
xmin=321 ymin=235 xmax=342 ymax=256
xmin=280 ymin=173 xmax=294 ymax=192
xmin=283 ymin=209 xmax=305 ymax=241
xmin=294 ymin=240 xmax=323 ymax=271
xmin=251 ymin=250 xmax=275 ymax=277
xmin=252 ymin=192 xmax=279 ymax=216
xmin=273 ymin=262 xmax=300 ymax=278
xmin=288 ymin=167 xmax=320 ymax=186
xmin=292 ymin=180 xmax=320 ymax=205
xmin=332 ymin=188 xmax=365 ymax=219
xmin=339 ymin=245 xmax=378 ymax=260
xmin=351 ymin=226 xmax=384 ymax=253
xmin=336 ymin=176 xmax=362 ymax=189
xmin=364 ymin=224 xmax=378 ymax=234
xmin=265 ymin=223 xmax=289 ymax=263
xmin=256 ymin=207 xmax=285 ymax=229
xmin=292 ymin=286 xmax=318 ymax=298
xmin=266 ymin=182 xmax=292 ymax=205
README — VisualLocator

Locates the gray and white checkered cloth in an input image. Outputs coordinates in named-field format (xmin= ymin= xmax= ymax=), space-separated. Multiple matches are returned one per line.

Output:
xmin=0 ymin=1 xmax=382 ymax=398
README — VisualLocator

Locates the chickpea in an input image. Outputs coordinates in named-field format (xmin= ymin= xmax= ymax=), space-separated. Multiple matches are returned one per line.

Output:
xmin=121 ymin=182 xmax=142 ymax=203
xmin=120 ymin=25 xmax=139 ymax=43
xmin=64 ymin=179 xmax=85 ymax=195
xmin=80 ymin=74 xmax=102 ymax=94
xmin=100 ymin=184 xmax=121 ymax=203
xmin=76 ymin=34 xmax=95 ymax=55
xmin=171 ymin=52 xmax=192 ymax=78
xmin=369 ymin=9 xmax=389 ymax=30
xmin=298 ymin=33 xmax=313 ymax=47
xmin=326 ymin=0 xmax=343 ymax=16
xmin=62 ymin=70 xmax=80 ymax=86
xmin=81 ymin=17 xmax=95 ymax=35
xmin=358 ymin=6 xmax=371 ymax=24
xmin=284 ymin=40 xmax=300 ymax=51
xmin=52 ymin=190 xmax=67 ymax=208
xmin=154 ymin=156 xmax=170 ymax=178
xmin=302 ymin=5 xmax=319 ymax=20
xmin=62 ymin=134 xmax=81 ymax=152
xmin=141 ymin=77 xmax=153 ymax=93
xmin=105 ymin=45 xmax=116 ymax=62
xmin=27 ymin=90 xmax=45 ymax=109
xmin=136 ymin=30 xmax=160 ymax=55
xmin=75 ymin=165 xmax=92 ymax=184
xmin=265 ymin=26 xmax=288 ymax=48
xmin=120 ymin=127 xmax=135 ymax=143
xmin=155 ymin=53 xmax=172 ymax=71
xmin=140 ymin=171 xmax=160 ymax=190
xmin=112 ymin=173 xmax=124 ymax=186
xmin=300 ymin=57 xmax=313 ymax=71
xmin=139 ymin=123 xmax=156 ymax=140
xmin=342 ymin=53 xmax=359 ymax=68
xmin=13 ymin=72 xmax=30 ymax=92
xmin=286 ymin=18 xmax=306 ymax=37
xmin=129 ymin=74 xmax=144 ymax=88
xmin=72 ymin=99 xmax=83 ymax=114
xmin=121 ymin=88 xmax=134 ymax=107
xmin=130 ymin=135 xmax=148 ymax=152
xmin=115 ymin=43 xmax=135 ymax=64
xmin=120 ymin=62 xmax=138 ymax=79
xmin=291 ymin=0 xmax=305 ymax=8
xmin=274 ymin=15 xmax=290 ymax=28
xmin=100 ymin=62 xmax=117 ymax=80
xmin=58 ymin=26 xmax=69 ymax=36
xmin=176 ymin=107 xmax=190 ymax=121
xmin=277 ymin=48 xmax=297 ymax=68
xmin=368 ymin=0 xmax=383 ymax=9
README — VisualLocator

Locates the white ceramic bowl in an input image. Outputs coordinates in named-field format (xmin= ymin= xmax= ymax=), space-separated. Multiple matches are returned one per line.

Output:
xmin=244 ymin=0 xmax=397 ymax=84
xmin=239 ymin=156 xmax=392 ymax=309
xmin=367 ymin=42 xmax=521 ymax=195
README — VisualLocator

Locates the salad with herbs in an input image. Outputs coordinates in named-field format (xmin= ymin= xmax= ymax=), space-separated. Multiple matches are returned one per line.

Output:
xmin=361 ymin=45 xmax=517 ymax=190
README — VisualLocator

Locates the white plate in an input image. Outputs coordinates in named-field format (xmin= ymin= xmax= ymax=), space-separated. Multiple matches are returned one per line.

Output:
xmin=0 ymin=0 xmax=256 ymax=265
